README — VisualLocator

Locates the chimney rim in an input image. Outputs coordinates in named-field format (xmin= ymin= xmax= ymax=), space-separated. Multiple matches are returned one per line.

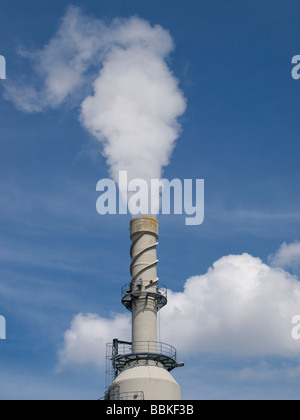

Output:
xmin=130 ymin=216 xmax=159 ymax=225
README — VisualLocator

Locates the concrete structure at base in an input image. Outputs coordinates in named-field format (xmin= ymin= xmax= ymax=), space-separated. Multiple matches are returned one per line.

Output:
xmin=105 ymin=216 xmax=183 ymax=400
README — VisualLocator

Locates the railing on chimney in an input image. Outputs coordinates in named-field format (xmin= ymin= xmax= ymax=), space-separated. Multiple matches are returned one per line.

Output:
xmin=121 ymin=282 xmax=168 ymax=312
xmin=105 ymin=339 xmax=178 ymax=389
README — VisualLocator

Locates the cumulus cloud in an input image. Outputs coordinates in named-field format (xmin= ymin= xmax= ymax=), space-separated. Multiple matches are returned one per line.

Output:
xmin=5 ymin=6 xmax=186 ymax=210
xmin=58 ymin=247 xmax=300 ymax=370
xmin=161 ymin=253 xmax=300 ymax=356
xmin=269 ymin=241 xmax=300 ymax=270
xmin=57 ymin=313 xmax=130 ymax=370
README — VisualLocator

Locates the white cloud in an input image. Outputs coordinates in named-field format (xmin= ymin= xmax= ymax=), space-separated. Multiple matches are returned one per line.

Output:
xmin=269 ymin=241 xmax=300 ymax=269
xmin=235 ymin=361 xmax=300 ymax=382
xmin=161 ymin=253 xmax=300 ymax=356
xmin=57 ymin=313 xmax=130 ymax=370
xmin=58 ymin=249 xmax=300 ymax=370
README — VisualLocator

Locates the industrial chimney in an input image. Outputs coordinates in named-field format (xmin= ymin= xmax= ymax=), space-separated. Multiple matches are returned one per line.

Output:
xmin=105 ymin=216 xmax=183 ymax=400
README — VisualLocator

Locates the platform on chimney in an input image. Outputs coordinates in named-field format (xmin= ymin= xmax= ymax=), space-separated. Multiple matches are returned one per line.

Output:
xmin=107 ymin=340 xmax=178 ymax=380
xmin=121 ymin=283 xmax=167 ymax=312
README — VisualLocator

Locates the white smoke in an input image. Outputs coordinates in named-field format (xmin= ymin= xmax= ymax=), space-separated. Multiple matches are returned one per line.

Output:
xmin=58 ymin=244 xmax=300 ymax=370
xmin=81 ymin=44 xmax=186 ymax=187
xmin=4 ymin=6 xmax=106 ymax=112
xmin=5 ymin=6 xmax=186 ymax=208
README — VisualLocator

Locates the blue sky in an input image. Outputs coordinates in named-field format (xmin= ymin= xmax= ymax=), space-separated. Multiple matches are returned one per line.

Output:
xmin=1 ymin=0 xmax=300 ymax=400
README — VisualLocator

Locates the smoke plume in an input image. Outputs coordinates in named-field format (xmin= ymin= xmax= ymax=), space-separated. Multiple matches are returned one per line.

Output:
xmin=5 ymin=6 xmax=187 ymax=207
